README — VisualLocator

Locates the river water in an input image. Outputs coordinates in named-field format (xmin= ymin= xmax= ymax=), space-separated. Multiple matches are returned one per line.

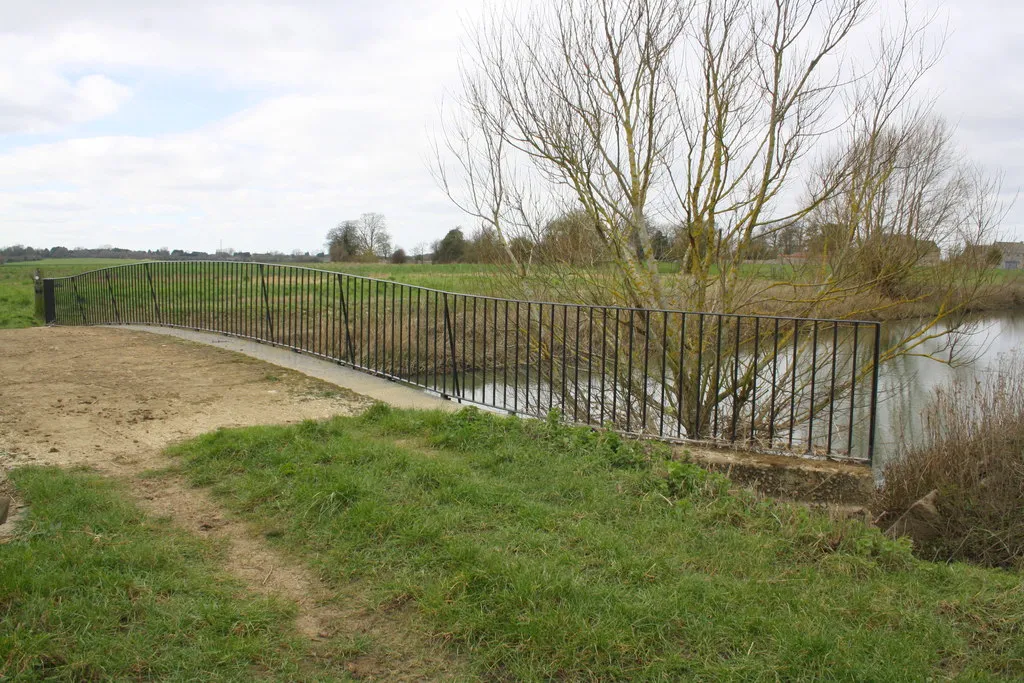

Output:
xmin=869 ymin=311 xmax=1024 ymax=468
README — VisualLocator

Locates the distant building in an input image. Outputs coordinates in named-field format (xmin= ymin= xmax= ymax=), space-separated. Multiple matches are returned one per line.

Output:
xmin=993 ymin=241 xmax=1024 ymax=270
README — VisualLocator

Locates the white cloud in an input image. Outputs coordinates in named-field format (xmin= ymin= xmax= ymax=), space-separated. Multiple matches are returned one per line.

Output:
xmin=0 ymin=71 xmax=132 ymax=134
xmin=0 ymin=0 xmax=473 ymax=252
xmin=0 ymin=0 xmax=1021 ymax=253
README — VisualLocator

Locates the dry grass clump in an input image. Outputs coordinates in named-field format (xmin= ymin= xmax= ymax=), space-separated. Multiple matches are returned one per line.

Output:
xmin=876 ymin=354 xmax=1024 ymax=568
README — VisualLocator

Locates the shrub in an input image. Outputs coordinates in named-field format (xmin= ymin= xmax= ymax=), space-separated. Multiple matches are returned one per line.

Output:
xmin=876 ymin=354 xmax=1024 ymax=568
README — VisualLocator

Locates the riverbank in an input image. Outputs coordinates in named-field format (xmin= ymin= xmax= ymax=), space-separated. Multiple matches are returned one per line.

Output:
xmin=154 ymin=407 xmax=1024 ymax=677
xmin=5 ymin=407 xmax=1021 ymax=678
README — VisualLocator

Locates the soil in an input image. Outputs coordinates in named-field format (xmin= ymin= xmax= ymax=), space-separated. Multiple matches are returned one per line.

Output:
xmin=0 ymin=326 xmax=466 ymax=680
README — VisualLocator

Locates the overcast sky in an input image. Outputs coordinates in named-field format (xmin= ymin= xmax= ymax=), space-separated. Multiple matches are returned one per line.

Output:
xmin=0 ymin=0 xmax=1020 ymax=254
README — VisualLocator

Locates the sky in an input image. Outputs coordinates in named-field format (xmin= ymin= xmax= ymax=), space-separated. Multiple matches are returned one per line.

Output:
xmin=0 ymin=0 xmax=1021 ymax=254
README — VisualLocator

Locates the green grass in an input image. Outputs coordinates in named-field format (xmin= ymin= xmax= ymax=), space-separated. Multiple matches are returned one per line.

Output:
xmin=169 ymin=405 xmax=1024 ymax=680
xmin=0 ymin=467 xmax=345 ymax=681
xmin=0 ymin=282 xmax=36 ymax=328
xmin=314 ymin=262 xmax=506 ymax=295
xmin=0 ymin=258 xmax=143 ymax=329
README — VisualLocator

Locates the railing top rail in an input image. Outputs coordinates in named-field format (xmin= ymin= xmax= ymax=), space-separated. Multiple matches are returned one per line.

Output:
xmin=43 ymin=260 xmax=881 ymax=327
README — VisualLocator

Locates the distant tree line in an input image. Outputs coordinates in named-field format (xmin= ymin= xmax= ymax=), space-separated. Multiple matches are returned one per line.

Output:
xmin=0 ymin=244 xmax=327 ymax=265
xmin=11 ymin=212 xmax=917 ymax=269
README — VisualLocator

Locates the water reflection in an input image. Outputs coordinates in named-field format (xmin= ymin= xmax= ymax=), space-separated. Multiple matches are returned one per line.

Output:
xmin=872 ymin=311 xmax=1024 ymax=468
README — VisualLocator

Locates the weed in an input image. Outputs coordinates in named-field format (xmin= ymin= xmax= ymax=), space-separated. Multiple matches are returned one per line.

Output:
xmin=877 ymin=353 xmax=1024 ymax=568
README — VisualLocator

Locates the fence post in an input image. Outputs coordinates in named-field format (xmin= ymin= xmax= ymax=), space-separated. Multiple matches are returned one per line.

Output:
xmin=33 ymin=274 xmax=44 ymax=321
xmin=35 ymin=275 xmax=56 ymax=324
xmin=442 ymin=294 xmax=461 ymax=400
xmin=43 ymin=279 xmax=56 ymax=324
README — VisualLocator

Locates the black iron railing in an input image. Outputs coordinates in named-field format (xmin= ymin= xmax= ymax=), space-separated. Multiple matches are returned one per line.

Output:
xmin=40 ymin=261 xmax=882 ymax=462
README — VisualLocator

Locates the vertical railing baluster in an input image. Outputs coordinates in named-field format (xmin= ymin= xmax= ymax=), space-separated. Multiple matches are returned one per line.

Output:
xmin=659 ymin=311 xmax=667 ymax=438
xmin=827 ymin=323 xmax=839 ymax=454
xmin=547 ymin=304 xmax=555 ymax=413
xmin=259 ymin=264 xmax=273 ymax=337
xmin=694 ymin=314 xmax=704 ymax=440
xmin=462 ymin=296 xmax=468 ymax=395
xmin=442 ymin=293 xmax=460 ymax=399
xmin=600 ymin=308 xmax=608 ymax=426
xmin=104 ymin=270 xmax=120 ymax=324
xmin=731 ymin=316 xmax=741 ymax=442
xmin=848 ymin=323 xmax=860 ymax=457
xmin=626 ymin=309 xmax=636 ymax=433
xmin=586 ymin=308 xmax=594 ymax=424
xmin=514 ymin=302 xmax=521 ymax=413
xmin=540 ymin=305 xmax=548 ymax=413
xmin=611 ymin=309 xmax=620 ymax=426
xmin=750 ymin=317 xmax=760 ymax=444
xmin=676 ymin=312 xmax=686 ymax=438
xmin=73 ymin=278 xmax=87 ymax=324
xmin=713 ymin=315 xmax=723 ymax=439
xmin=868 ymin=323 xmax=881 ymax=467
xmin=524 ymin=302 xmax=531 ymax=413
xmin=338 ymin=274 xmax=355 ymax=364
xmin=145 ymin=263 xmax=162 ymax=324
xmin=808 ymin=321 xmax=819 ymax=453
xmin=769 ymin=318 xmax=780 ymax=447
xmin=789 ymin=320 xmax=800 ymax=449
xmin=573 ymin=307 xmax=582 ymax=422
xmin=561 ymin=305 xmax=569 ymax=417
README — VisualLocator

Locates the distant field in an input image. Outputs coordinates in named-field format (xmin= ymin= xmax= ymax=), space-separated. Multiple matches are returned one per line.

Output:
xmin=0 ymin=259 xmax=145 ymax=328
xmin=5 ymin=257 xmax=1022 ymax=330
xmin=0 ymin=259 xmax=507 ymax=328
xmin=314 ymin=262 xmax=505 ymax=295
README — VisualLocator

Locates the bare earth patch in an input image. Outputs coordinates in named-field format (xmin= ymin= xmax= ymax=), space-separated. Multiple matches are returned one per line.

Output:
xmin=0 ymin=326 xmax=466 ymax=680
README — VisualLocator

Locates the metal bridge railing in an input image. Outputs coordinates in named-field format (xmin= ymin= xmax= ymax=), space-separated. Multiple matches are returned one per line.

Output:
xmin=39 ymin=261 xmax=881 ymax=463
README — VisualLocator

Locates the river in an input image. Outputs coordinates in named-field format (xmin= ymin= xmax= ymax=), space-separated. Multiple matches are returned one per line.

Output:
xmin=869 ymin=311 xmax=1024 ymax=469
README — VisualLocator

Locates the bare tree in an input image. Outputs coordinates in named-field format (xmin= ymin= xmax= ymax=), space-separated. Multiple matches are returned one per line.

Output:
xmin=357 ymin=212 xmax=392 ymax=259
xmin=413 ymin=242 xmax=429 ymax=263
xmin=433 ymin=0 xmax=1010 ymax=447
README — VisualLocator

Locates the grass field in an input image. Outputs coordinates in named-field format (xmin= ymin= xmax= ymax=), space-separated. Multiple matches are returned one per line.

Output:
xmin=0 ymin=467 xmax=343 ymax=680
xmin=0 ymin=259 xmax=505 ymax=329
xmin=0 ymin=257 xmax=809 ymax=331
xmin=0 ymin=259 xmax=144 ymax=328
xmin=164 ymin=405 xmax=1023 ymax=679
xmin=5 ymin=257 xmax=1023 ymax=331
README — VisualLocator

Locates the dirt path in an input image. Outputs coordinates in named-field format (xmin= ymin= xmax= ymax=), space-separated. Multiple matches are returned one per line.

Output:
xmin=0 ymin=326 xmax=466 ymax=680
